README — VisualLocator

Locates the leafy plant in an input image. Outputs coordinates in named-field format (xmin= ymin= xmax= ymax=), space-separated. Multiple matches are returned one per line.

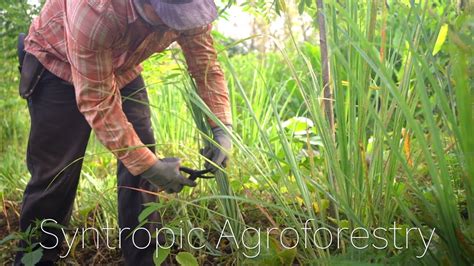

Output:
xmin=175 ymin=251 xmax=199 ymax=266
xmin=0 ymin=220 xmax=57 ymax=266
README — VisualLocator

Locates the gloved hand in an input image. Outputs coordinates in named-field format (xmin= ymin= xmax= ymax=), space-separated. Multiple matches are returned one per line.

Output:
xmin=202 ymin=125 xmax=232 ymax=172
xmin=141 ymin=158 xmax=196 ymax=193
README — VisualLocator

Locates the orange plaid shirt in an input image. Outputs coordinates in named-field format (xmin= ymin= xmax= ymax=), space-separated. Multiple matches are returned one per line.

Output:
xmin=24 ymin=0 xmax=231 ymax=176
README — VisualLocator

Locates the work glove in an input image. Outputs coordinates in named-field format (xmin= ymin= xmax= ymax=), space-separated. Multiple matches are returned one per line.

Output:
xmin=141 ymin=158 xmax=196 ymax=193
xmin=202 ymin=125 xmax=232 ymax=173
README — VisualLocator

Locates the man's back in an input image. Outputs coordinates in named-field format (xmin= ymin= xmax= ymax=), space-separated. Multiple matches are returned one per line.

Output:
xmin=25 ymin=0 xmax=178 ymax=89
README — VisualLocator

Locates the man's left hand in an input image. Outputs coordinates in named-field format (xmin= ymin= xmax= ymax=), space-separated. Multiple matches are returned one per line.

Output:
xmin=202 ymin=125 xmax=232 ymax=172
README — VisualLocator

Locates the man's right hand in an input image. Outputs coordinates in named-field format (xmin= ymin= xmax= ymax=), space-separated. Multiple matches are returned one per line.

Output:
xmin=141 ymin=158 xmax=196 ymax=193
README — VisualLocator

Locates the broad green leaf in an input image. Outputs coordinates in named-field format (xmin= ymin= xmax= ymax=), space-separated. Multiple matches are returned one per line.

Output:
xmin=21 ymin=248 xmax=43 ymax=266
xmin=282 ymin=117 xmax=314 ymax=135
xmin=176 ymin=252 xmax=198 ymax=266
xmin=432 ymin=24 xmax=448 ymax=55
xmin=153 ymin=248 xmax=170 ymax=266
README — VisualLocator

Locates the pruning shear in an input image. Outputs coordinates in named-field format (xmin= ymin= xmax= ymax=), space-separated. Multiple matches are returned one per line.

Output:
xmin=179 ymin=167 xmax=214 ymax=181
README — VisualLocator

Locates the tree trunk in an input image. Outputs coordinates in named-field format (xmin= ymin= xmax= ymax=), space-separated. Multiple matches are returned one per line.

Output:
xmin=316 ymin=0 xmax=334 ymax=134
xmin=316 ymin=0 xmax=337 ymax=219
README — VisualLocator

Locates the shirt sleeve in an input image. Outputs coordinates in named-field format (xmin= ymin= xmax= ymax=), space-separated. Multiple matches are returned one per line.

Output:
xmin=65 ymin=2 xmax=156 ymax=176
xmin=177 ymin=24 xmax=232 ymax=127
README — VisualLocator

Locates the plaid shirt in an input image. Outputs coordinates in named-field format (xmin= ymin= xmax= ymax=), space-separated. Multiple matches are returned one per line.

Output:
xmin=24 ymin=0 xmax=231 ymax=175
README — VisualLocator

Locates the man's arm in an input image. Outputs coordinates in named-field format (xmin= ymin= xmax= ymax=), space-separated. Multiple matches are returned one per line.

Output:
xmin=177 ymin=24 xmax=232 ymax=171
xmin=176 ymin=24 xmax=232 ymax=127
xmin=65 ymin=2 xmax=156 ymax=176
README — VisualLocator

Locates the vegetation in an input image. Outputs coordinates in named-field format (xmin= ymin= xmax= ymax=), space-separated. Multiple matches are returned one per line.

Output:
xmin=1 ymin=0 xmax=473 ymax=265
